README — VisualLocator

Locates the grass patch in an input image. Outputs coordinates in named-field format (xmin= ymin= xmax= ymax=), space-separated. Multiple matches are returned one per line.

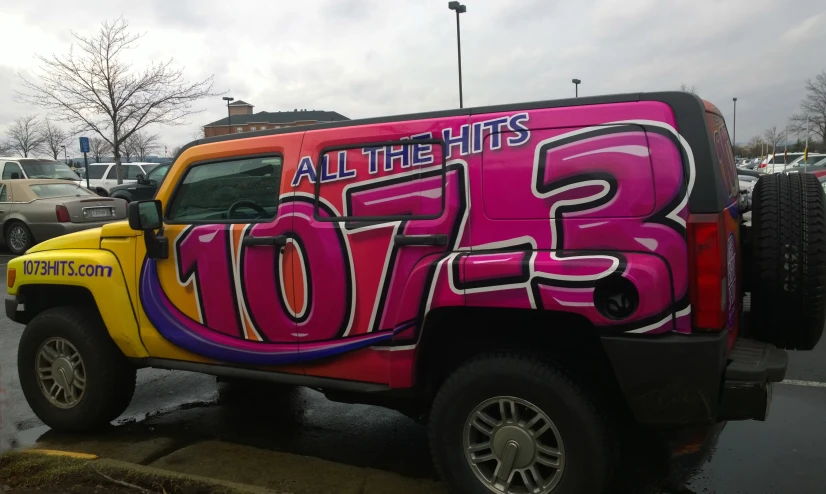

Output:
xmin=0 ymin=451 xmax=253 ymax=493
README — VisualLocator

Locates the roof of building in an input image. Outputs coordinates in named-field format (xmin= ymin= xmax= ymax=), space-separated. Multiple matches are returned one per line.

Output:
xmin=228 ymin=100 xmax=252 ymax=107
xmin=204 ymin=110 xmax=349 ymax=127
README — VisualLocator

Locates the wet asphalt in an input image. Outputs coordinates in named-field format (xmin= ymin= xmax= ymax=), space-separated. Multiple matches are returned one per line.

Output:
xmin=2 ymin=251 xmax=826 ymax=493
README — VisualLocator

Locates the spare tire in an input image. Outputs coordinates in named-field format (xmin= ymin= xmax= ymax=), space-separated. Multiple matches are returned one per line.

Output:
xmin=750 ymin=172 xmax=826 ymax=350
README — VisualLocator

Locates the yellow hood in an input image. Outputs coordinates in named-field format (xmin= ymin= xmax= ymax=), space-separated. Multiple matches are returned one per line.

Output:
xmin=25 ymin=221 xmax=139 ymax=254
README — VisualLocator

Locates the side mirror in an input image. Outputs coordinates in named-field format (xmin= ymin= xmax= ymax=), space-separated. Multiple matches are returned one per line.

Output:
xmin=128 ymin=200 xmax=168 ymax=259
xmin=128 ymin=200 xmax=163 ymax=230
xmin=10 ymin=172 xmax=19 ymax=180
xmin=136 ymin=173 xmax=147 ymax=185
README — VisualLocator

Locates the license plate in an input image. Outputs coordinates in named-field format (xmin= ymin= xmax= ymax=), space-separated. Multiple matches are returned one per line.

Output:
xmin=88 ymin=208 xmax=110 ymax=218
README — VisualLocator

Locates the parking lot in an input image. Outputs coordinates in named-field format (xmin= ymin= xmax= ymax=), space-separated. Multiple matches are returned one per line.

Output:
xmin=1 ymin=249 xmax=825 ymax=493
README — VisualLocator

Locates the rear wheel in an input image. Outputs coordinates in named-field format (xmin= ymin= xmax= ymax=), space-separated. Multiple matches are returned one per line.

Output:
xmin=750 ymin=172 xmax=826 ymax=350
xmin=5 ymin=221 xmax=33 ymax=255
xmin=429 ymin=353 xmax=615 ymax=494
xmin=17 ymin=307 xmax=136 ymax=431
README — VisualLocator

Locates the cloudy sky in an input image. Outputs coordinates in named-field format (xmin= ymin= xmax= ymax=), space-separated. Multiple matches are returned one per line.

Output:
xmin=1 ymin=0 xmax=825 ymax=158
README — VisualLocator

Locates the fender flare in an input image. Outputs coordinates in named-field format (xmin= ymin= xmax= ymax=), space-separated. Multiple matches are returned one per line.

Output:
xmin=7 ymin=250 xmax=148 ymax=358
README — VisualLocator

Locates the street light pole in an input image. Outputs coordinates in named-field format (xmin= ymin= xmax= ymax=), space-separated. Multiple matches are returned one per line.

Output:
xmin=62 ymin=145 xmax=67 ymax=165
xmin=572 ymin=79 xmax=581 ymax=98
xmin=448 ymin=2 xmax=466 ymax=108
xmin=732 ymin=97 xmax=737 ymax=149
xmin=222 ymin=96 xmax=234 ymax=135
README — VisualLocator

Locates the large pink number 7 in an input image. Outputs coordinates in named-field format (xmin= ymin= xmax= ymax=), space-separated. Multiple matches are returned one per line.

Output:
xmin=346 ymin=164 xmax=467 ymax=332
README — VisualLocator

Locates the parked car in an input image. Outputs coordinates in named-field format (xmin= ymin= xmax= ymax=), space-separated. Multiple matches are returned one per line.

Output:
xmin=0 ymin=158 xmax=83 ymax=185
xmin=757 ymin=152 xmax=806 ymax=173
xmin=108 ymin=163 xmax=170 ymax=203
xmin=0 ymin=179 xmax=126 ymax=254
xmin=8 ymin=92 xmax=824 ymax=494
xmin=84 ymin=162 xmax=159 ymax=193
xmin=785 ymin=153 xmax=826 ymax=172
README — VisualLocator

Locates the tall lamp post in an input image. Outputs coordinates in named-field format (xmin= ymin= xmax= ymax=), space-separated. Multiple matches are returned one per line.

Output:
xmin=222 ymin=96 xmax=234 ymax=135
xmin=572 ymin=79 xmax=581 ymax=98
xmin=448 ymin=2 xmax=466 ymax=108
xmin=61 ymin=145 xmax=67 ymax=165
xmin=732 ymin=97 xmax=737 ymax=150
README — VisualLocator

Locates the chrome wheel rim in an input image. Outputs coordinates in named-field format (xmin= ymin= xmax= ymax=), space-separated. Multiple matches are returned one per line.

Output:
xmin=8 ymin=225 xmax=27 ymax=252
xmin=464 ymin=396 xmax=565 ymax=494
xmin=36 ymin=337 xmax=86 ymax=409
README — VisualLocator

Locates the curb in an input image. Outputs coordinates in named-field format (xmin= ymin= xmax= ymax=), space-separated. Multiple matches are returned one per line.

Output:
xmin=6 ymin=449 xmax=287 ymax=494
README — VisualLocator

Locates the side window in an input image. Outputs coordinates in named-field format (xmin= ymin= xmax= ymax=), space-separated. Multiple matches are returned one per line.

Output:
xmin=0 ymin=185 xmax=6 ymax=202
xmin=316 ymin=140 xmax=447 ymax=221
xmin=2 ymin=163 xmax=22 ymax=180
xmin=86 ymin=165 xmax=107 ymax=179
xmin=106 ymin=166 xmax=118 ymax=179
xmin=166 ymin=156 xmax=283 ymax=223
xmin=125 ymin=166 xmax=143 ymax=180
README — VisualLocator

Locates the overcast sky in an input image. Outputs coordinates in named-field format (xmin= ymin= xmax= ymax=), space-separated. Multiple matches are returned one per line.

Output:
xmin=1 ymin=0 xmax=825 ymax=157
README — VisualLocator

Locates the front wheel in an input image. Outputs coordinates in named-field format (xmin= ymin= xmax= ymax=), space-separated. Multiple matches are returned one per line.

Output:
xmin=429 ymin=353 xmax=615 ymax=494
xmin=17 ymin=307 xmax=136 ymax=431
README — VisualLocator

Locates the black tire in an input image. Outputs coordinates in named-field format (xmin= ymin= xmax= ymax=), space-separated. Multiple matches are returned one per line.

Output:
xmin=110 ymin=193 xmax=131 ymax=203
xmin=5 ymin=221 xmax=33 ymax=255
xmin=17 ymin=306 xmax=136 ymax=431
xmin=429 ymin=353 xmax=615 ymax=494
xmin=751 ymin=172 xmax=826 ymax=350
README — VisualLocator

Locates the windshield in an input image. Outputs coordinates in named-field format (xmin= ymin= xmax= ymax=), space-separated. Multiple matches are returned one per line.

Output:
xmin=20 ymin=161 xmax=80 ymax=180
xmin=29 ymin=183 xmax=95 ymax=198
xmin=141 ymin=163 xmax=159 ymax=173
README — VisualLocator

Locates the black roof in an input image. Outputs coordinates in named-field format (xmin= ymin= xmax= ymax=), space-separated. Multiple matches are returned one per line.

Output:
xmin=205 ymin=110 xmax=349 ymax=127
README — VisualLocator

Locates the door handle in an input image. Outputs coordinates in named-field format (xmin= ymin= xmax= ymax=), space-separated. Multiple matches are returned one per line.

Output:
xmin=242 ymin=235 xmax=288 ymax=246
xmin=394 ymin=234 xmax=448 ymax=246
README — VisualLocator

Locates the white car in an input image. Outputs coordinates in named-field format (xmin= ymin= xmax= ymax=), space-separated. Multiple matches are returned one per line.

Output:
xmin=757 ymin=152 xmax=807 ymax=173
xmin=0 ymin=158 xmax=83 ymax=185
xmin=785 ymin=154 xmax=826 ymax=173
xmin=84 ymin=162 xmax=159 ymax=192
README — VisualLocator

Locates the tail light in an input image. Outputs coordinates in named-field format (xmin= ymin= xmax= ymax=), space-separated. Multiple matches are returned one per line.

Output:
xmin=56 ymin=205 xmax=71 ymax=223
xmin=687 ymin=213 xmax=727 ymax=330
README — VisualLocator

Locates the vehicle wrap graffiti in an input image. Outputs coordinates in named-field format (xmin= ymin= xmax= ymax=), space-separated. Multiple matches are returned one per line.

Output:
xmin=138 ymin=102 xmax=695 ymax=378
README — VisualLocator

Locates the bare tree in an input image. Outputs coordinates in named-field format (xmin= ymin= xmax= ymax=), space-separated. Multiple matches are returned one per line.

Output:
xmin=680 ymin=83 xmax=698 ymax=95
xmin=17 ymin=17 xmax=218 ymax=184
xmin=4 ymin=115 xmax=45 ymax=157
xmin=129 ymin=131 xmax=160 ymax=161
xmin=40 ymin=119 xmax=70 ymax=160
xmin=764 ymin=126 xmax=781 ymax=155
xmin=89 ymin=137 xmax=111 ymax=163
xmin=788 ymin=71 xmax=826 ymax=147
xmin=122 ymin=135 xmax=137 ymax=162
xmin=746 ymin=135 xmax=766 ymax=157
xmin=170 ymin=144 xmax=184 ymax=158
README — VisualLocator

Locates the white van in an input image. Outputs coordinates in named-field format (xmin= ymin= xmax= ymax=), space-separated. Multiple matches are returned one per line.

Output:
xmin=0 ymin=158 xmax=82 ymax=185
xmin=84 ymin=162 xmax=159 ymax=192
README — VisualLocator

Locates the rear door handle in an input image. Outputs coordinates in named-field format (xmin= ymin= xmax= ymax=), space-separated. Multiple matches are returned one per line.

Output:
xmin=394 ymin=234 xmax=448 ymax=246
xmin=242 ymin=235 xmax=288 ymax=246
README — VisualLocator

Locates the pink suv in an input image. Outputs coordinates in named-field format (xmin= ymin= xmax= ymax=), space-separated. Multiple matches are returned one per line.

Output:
xmin=9 ymin=92 xmax=826 ymax=494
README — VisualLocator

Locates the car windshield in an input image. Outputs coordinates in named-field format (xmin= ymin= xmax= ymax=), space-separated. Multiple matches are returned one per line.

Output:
xmin=147 ymin=164 xmax=170 ymax=181
xmin=29 ymin=183 xmax=95 ymax=198
xmin=141 ymin=163 xmax=159 ymax=173
xmin=20 ymin=161 xmax=80 ymax=180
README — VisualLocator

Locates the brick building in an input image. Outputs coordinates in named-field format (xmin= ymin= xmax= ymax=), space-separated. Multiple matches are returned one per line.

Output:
xmin=203 ymin=101 xmax=349 ymax=137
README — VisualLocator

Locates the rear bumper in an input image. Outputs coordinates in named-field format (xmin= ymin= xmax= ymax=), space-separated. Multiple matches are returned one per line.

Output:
xmin=601 ymin=330 xmax=786 ymax=426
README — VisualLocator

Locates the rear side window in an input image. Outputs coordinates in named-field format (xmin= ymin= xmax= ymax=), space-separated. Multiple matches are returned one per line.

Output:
xmin=706 ymin=113 xmax=738 ymax=203
xmin=0 ymin=185 xmax=6 ymax=202
xmin=166 ymin=156 xmax=283 ymax=222
xmin=87 ymin=165 xmax=108 ymax=179
xmin=483 ymin=125 xmax=656 ymax=220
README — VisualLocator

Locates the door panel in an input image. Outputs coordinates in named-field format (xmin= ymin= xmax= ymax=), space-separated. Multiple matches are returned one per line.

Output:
xmin=136 ymin=134 xmax=304 ymax=368
xmin=292 ymin=117 xmax=469 ymax=384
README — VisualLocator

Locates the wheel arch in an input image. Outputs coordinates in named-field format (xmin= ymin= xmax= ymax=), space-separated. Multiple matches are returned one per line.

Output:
xmin=8 ymin=251 xmax=148 ymax=359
